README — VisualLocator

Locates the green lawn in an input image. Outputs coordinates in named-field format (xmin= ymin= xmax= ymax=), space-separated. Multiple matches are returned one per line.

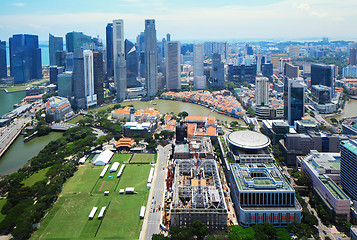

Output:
xmin=67 ymin=115 xmax=88 ymax=124
xmin=92 ymin=168 xmax=120 ymax=194
xmin=111 ymin=153 xmax=132 ymax=163
xmin=0 ymin=199 xmax=7 ymax=223
xmin=31 ymin=162 xmax=152 ymax=240
xmin=130 ymin=153 xmax=155 ymax=164
xmin=6 ymin=86 xmax=28 ymax=92
xmin=61 ymin=164 xmax=102 ymax=194
xmin=22 ymin=168 xmax=50 ymax=187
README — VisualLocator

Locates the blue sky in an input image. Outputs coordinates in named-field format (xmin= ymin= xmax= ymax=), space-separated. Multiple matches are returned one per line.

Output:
xmin=0 ymin=0 xmax=357 ymax=43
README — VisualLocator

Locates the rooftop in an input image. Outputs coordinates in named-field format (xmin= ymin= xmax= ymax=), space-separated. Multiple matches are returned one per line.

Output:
xmin=227 ymin=130 xmax=270 ymax=150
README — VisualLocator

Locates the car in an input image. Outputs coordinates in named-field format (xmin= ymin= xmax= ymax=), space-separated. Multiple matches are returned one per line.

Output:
xmin=322 ymin=230 xmax=326 ymax=234
xmin=342 ymin=234 xmax=347 ymax=237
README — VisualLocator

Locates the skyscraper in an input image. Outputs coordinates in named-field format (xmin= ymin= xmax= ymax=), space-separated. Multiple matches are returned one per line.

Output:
xmin=349 ymin=44 xmax=357 ymax=66
xmin=49 ymin=34 xmax=63 ymax=66
xmin=93 ymin=52 xmax=104 ymax=105
xmin=0 ymin=41 xmax=6 ymax=78
xmin=58 ymin=72 xmax=73 ymax=99
xmin=145 ymin=19 xmax=158 ymax=98
xmin=255 ymin=76 xmax=269 ymax=106
xmin=113 ymin=19 xmax=127 ymax=102
xmin=340 ymin=139 xmax=357 ymax=200
xmin=284 ymin=78 xmax=305 ymax=125
xmin=9 ymin=34 xmax=42 ymax=83
xmin=193 ymin=43 xmax=206 ymax=90
xmin=83 ymin=50 xmax=97 ymax=108
xmin=211 ymin=53 xmax=224 ymax=88
xmin=73 ymin=50 xmax=85 ymax=108
xmin=166 ymin=33 xmax=171 ymax=42
xmin=165 ymin=41 xmax=181 ymax=90
xmin=311 ymin=64 xmax=334 ymax=98
xmin=106 ymin=23 xmax=114 ymax=78
xmin=289 ymin=45 xmax=300 ymax=59
xmin=125 ymin=39 xmax=138 ymax=88
xmin=65 ymin=31 xmax=92 ymax=53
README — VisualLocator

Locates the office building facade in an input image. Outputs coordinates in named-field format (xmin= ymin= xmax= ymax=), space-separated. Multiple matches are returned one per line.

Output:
xmin=284 ymin=78 xmax=305 ymax=125
xmin=284 ymin=63 xmax=299 ymax=79
xmin=73 ymin=50 xmax=85 ymax=108
xmin=193 ymin=43 xmax=206 ymax=90
xmin=83 ymin=50 xmax=97 ymax=108
xmin=211 ymin=53 xmax=224 ymax=88
xmin=49 ymin=33 xmax=63 ymax=66
xmin=227 ymin=64 xmax=257 ymax=83
xmin=165 ymin=41 xmax=181 ymax=90
xmin=106 ymin=23 xmax=114 ymax=78
xmin=65 ymin=31 xmax=92 ymax=53
xmin=0 ymin=41 xmax=6 ymax=78
xmin=57 ymin=72 xmax=73 ymax=99
xmin=255 ymin=76 xmax=269 ymax=106
xmin=93 ymin=52 xmax=104 ymax=105
xmin=125 ymin=39 xmax=139 ymax=88
xmin=9 ymin=34 xmax=42 ymax=83
xmin=145 ymin=19 xmax=158 ymax=98
xmin=311 ymin=64 xmax=334 ymax=97
xmin=113 ymin=19 xmax=127 ymax=102
xmin=340 ymin=139 xmax=357 ymax=200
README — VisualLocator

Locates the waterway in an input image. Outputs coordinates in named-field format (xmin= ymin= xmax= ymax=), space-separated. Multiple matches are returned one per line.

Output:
xmin=120 ymin=99 xmax=246 ymax=124
xmin=0 ymin=132 xmax=63 ymax=176
xmin=335 ymin=99 xmax=357 ymax=120
xmin=0 ymin=90 xmax=25 ymax=117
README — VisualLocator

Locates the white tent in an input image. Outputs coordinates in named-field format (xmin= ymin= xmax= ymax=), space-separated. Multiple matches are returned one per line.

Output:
xmin=93 ymin=149 xmax=114 ymax=166
xmin=88 ymin=207 xmax=98 ymax=219
xmin=110 ymin=162 xmax=120 ymax=172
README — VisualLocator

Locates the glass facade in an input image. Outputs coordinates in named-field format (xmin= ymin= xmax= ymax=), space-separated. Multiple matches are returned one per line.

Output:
xmin=125 ymin=39 xmax=139 ymax=88
xmin=49 ymin=33 xmax=63 ymax=66
xmin=0 ymin=41 xmax=6 ymax=78
xmin=65 ymin=32 xmax=92 ymax=53
xmin=284 ymin=78 xmax=305 ymax=125
xmin=340 ymin=140 xmax=357 ymax=200
xmin=9 ymin=34 xmax=42 ymax=83
xmin=106 ymin=23 xmax=113 ymax=78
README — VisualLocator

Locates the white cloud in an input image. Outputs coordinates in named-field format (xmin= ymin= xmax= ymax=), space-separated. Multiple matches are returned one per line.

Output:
xmin=13 ymin=2 xmax=25 ymax=7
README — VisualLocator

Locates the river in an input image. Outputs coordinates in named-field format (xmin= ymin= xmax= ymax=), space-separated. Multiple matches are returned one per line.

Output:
xmin=0 ymin=132 xmax=63 ymax=176
xmin=0 ymin=90 xmax=25 ymax=117
xmin=335 ymin=99 xmax=357 ymax=120
xmin=119 ymin=99 xmax=246 ymax=125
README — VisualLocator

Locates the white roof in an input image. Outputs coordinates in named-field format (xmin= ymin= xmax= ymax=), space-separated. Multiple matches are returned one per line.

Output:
xmin=227 ymin=130 xmax=270 ymax=150
xmin=93 ymin=149 xmax=114 ymax=166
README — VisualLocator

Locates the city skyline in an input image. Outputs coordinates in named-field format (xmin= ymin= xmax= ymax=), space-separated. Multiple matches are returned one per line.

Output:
xmin=1 ymin=0 xmax=357 ymax=42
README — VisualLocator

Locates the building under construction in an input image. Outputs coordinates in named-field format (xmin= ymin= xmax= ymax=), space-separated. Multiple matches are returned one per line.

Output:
xmin=170 ymin=158 xmax=228 ymax=229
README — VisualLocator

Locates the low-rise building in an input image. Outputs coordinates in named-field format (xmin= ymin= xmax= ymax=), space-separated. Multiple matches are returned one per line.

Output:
xmin=229 ymin=163 xmax=302 ymax=227
xmin=45 ymin=96 xmax=73 ymax=121
xmin=294 ymin=118 xmax=318 ymax=134
xmin=297 ymin=150 xmax=350 ymax=222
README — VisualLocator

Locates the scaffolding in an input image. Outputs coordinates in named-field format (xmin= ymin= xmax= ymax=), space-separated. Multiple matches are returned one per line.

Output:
xmin=170 ymin=159 xmax=228 ymax=229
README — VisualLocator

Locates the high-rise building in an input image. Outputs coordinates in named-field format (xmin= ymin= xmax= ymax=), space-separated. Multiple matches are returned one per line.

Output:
xmin=255 ymin=76 xmax=269 ymax=106
xmin=162 ymin=37 xmax=166 ymax=58
xmin=125 ymin=39 xmax=139 ymax=88
xmin=193 ymin=44 xmax=206 ymax=90
xmin=349 ymin=48 xmax=357 ymax=66
xmin=57 ymin=72 xmax=73 ymax=99
xmin=340 ymin=139 xmax=357 ymax=200
xmin=106 ymin=23 xmax=114 ymax=78
xmin=270 ymin=54 xmax=288 ymax=70
xmin=278 ymin=58 xmax=292 ymax=73
xmin=255 ymin=54 xmax=266 ymax=74
xmin=166 ymin=33 xmax=171 ymax=42
xmin=113 ymin=19 xmax=127 ymax=102
xmin=49 ymin=66 xmax=64 ymax=85
xmin=203 ymin=42 xmax=213 ymax=58
xmin=311 ymin=64 xmax=334 ymax=98
xmin=284 ymin=63 xmax=299 ymax=78
xmin=261 ymin=63 xmax=273 ymax=80
xmin=145 ymin=19 xmax=158 ymax=98
xmin=211 ymin=53 xmax=224 ymax=88
xmin=73 ymin=50 xmax=85 ymax=108
xmin=289 ymin=45 xmax=300 ymax=59
xmin=0 ymin=41 xmax=6 ymax=78
xmin=343 ymin=65 xmax=357 ymax=78
xmin=93 ymin=52 xmax=104 ymax=105
xmin=284 ymin=78 xmax=305 ymax=125
xmin=83 ymin=50 xmax=97 ymax=108
xmin=9 ymin=34 xmax=42 ymax=83
xmin=227 ymin=64 xmax=257 ymax=83
xmin=49 ymin=34 xmax=63 ymax=66
xmin=165 ymin=41 xmax=181 ymax=90
xmin=65 ymin=31 xmax=92 ymax=53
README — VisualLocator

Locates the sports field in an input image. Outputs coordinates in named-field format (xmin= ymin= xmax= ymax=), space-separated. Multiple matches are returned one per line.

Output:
xmin=130 ymin=153 xmax=156 ymax=164
xmin=111 ymin=153 xmax=132 ymax=163
xmin=31 ymin=155 xmax=152 ymax=240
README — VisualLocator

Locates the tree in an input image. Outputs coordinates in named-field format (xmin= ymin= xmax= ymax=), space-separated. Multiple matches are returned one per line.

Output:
xmin=330 ymin=118 xmax=338 ymax=125
xmin=248 ymin=123 xmax=255 ymax=131
xmin=178 ymin=111 xmax=189 ymax=118
xmin=191 ymin=220 xmax=207 ymax=240
xmin=152 ymin=234 xmax=169 ymax=240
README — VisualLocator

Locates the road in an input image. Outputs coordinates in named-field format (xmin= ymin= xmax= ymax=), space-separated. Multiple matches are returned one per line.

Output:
xmin=0 ymin=117 xmax=30 ymax=157
xmin=141 ymin=144 xmax=171 ymax=240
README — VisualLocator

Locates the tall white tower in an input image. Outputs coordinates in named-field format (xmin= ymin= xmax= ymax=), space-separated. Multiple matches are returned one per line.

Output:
xmin=255 ymin=76 xmax=269 ymax=106
xmin=165 ymin=41 xmax=181 ymax=90
xmin=113 ymin=19 xmax=127 ymax=102
xmin=193 ymin=43 xmax=206 ymax=90
xmin=145 ymin=19 xmax=158 ymax=98
xmin=83 ymin=50 xmax=97 ymax=108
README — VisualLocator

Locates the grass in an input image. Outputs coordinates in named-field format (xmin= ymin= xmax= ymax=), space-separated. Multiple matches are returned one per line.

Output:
xmin=31 ymin=162 xmax=152 ymax=240
xmin=92 ymin=168 xmax=120 ymax=194
xmin=67 ymin=115 xmax=86 ymax=124
xmin=0 ymin=199 xmax=7 ymax=223
xmin=111 ymin=153 xmax=132 ymax=163
xmin=6 ymin=86 xmax=28 ymax=92
xmin=130 ymin=153 xmax=155 ymax=164
xmin=22 ymin=167 xmax=50 ymax=187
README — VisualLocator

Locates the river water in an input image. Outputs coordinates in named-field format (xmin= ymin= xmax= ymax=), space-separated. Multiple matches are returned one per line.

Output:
xmin=0 ymin=132 xmax=63 ymax=176
xmin=335 ymin=100 xmax=357 ymax=120
xmin=0 ymin=90 xmax=25 ymax=117
xmin=120 ymin=99 xmax=246 ymax=124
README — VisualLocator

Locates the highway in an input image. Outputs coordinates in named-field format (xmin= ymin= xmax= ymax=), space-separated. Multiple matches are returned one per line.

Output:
xmin=140 ymin=144 xmax=171 ymax=240
xmin=0 ymin=117 xmax=30 ymax=157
